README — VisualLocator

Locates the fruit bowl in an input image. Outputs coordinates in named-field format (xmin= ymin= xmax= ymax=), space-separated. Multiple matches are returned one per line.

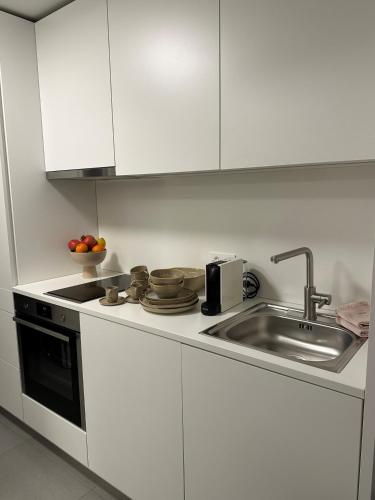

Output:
xmin=70 ymin=250 xmax=107 ymax=279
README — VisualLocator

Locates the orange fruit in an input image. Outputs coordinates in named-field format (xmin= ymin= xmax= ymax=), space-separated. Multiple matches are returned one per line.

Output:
xmin=92 ymin=244 xmax=105 ymax=253
xmin=75 ymin=243 xmax=89 ymax=253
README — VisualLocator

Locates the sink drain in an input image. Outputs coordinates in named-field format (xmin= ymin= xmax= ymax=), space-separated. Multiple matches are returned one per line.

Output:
xmin=289 ymin=353 xmax=308 ymax=361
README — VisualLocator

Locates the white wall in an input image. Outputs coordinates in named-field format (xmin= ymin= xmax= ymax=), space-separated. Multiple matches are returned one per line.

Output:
xmin=97 ymin=163 xmax=375 ymax=309
xmin=0 ymin=11 xmax=98 ymax=285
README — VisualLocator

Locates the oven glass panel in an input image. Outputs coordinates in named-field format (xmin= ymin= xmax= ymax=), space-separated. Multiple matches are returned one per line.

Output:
xmin=18 ymin=323 xmax=82 ymax=427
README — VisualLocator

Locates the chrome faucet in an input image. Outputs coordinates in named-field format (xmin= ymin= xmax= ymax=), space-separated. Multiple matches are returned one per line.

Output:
xmin=270 ymin=247 xmax=331 ymax=321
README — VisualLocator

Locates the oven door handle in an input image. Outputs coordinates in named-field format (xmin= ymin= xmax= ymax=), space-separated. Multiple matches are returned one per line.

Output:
xmin=13 ymin=317 xmax=70 ymax=343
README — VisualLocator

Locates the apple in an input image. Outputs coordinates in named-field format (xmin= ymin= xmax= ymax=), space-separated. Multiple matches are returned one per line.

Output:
xmin=80 ymin=235 xmax=97 ymax=249
xmin=67 ymin=239 xmax=80 ymax=252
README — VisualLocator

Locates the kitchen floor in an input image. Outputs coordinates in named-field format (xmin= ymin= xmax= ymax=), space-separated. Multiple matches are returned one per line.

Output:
xmin=0 ymin=411 xmax=128 ymax=500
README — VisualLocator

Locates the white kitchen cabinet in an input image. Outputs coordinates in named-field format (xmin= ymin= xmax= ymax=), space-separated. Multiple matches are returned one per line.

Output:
xmin=182 ymin=346 xmax=362 ymax=500
xmin=80 ymin=314 xmax=184 ymax=500
xmin=1 ymin=10 xmax=98 ymax=284
xmin=36 ymin=0 xmax=114 ymax=172
xmin=108 ymin=0 xmax=219 ymax=175
xmin=221 ymin=0 xmax=375 ymax=170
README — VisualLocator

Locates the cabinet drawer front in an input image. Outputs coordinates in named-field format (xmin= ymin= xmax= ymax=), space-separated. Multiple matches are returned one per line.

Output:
xmin=23 ymin=395 xmax=88 ymax=466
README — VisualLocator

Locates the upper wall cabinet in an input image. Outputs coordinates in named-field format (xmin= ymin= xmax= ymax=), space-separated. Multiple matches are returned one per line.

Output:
xmin=108 ymin=0 xmax=219 ymax=176
xmin=221 ymin=0 xmax=375 ymax=170
xmin=36 ymin=0 xmax=114 ymax=172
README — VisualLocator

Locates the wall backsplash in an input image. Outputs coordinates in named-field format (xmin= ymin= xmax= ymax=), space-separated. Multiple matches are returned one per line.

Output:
xmin=97 ymin=164 xmax=375 ymax=309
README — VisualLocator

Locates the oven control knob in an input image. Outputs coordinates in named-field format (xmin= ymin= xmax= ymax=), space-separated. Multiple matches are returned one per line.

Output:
xmin=60 ymin=314 xmax=66 ymax=323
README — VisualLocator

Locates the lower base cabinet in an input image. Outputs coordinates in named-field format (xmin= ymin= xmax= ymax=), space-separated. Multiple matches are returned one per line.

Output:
xmin=80 ymin=314 xmax=184 ymax=500
xmin=182 ymin=346 xmax=363 ymax=500
xmin=80 ymin=315 xmax=363 ymax=500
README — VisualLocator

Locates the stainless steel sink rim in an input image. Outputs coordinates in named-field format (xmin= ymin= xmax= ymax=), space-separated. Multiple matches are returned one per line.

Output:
xmin=200 ymin=302 xmax=366 ymax=373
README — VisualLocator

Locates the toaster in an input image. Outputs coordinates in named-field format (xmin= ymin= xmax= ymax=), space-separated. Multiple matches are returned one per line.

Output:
xmin=201 ymin=258 xmax=243 ymax=316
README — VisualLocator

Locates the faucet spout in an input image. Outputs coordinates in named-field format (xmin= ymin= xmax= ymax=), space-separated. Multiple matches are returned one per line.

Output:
xmin=270 ymin=247 xmax=331 ymax=321
xmin=271 ymin=247 xmax=314 ymax=288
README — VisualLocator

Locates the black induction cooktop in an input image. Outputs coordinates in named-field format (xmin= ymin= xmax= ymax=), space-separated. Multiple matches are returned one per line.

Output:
xmin=45 ymin=274 xmax=131 ymax=303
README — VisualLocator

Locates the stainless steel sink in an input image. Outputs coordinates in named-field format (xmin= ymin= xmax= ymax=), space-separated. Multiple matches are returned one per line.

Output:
xmin=200 ymin=303 xmax=366 ymax=372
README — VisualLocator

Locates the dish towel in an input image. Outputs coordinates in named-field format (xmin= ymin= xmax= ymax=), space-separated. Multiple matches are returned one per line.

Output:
xmin=336 ymin=301 xmax=370 ymax=338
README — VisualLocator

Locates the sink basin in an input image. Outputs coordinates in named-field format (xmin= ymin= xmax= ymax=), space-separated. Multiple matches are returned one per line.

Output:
xmin=200 ymin=303 xmax=366 ymax=372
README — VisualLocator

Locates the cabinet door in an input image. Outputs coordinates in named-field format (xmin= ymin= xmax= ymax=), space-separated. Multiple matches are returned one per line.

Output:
xmin=36 ymin=0 xmax=114 ymax=172
xmin=182 ymin=346 xmax=362 ymax=500
xmin=221 ymin=0 xmax=375 ymax=170
xmin=108 ymin=0 xmax=219 ymax=175
xmin=81 ymin=314 xmax=184 ymax=500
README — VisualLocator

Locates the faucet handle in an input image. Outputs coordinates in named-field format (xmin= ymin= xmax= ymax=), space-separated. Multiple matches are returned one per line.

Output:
xmin=311 ymin=292 xmax=332 ymax=309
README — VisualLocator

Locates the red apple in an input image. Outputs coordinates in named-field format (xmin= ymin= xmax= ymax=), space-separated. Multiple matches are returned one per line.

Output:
xmin=67 ymin=239 xmax=80 ymax=252
xmin=80 ymin=234 xmax=97 ymax=249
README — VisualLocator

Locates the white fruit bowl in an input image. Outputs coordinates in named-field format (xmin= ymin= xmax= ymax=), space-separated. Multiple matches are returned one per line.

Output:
xmin=70 ymin=250 xmax=107 ymax=279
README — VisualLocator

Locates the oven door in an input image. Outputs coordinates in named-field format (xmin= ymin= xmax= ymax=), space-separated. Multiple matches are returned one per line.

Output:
xmin=15 ymin=317 xmax=84 ymax=428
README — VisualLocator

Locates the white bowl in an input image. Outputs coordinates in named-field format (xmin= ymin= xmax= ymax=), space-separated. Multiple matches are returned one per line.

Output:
xmin=70 ymin=250 xmax=107 ymax=278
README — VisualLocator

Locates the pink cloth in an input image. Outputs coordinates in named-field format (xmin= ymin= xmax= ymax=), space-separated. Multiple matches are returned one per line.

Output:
xmin=336 ymin=301 xmax=370 ymax=338
xmin=336 ymin=316 xmax=369 ymax=338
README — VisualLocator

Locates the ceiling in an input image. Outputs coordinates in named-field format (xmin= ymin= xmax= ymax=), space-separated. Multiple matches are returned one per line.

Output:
xmin=0 ymin=0 xmax=74 ymax=21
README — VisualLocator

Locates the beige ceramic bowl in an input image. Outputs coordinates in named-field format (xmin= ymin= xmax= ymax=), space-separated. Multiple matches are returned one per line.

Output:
xmin=70 ymin=250 xmax=106 ymax=279
xmin=150 ymin=281 xmax=184 ymax=299
xmin=172 ymin=267 xmax=205 ymax=292
xmin=130 ymin=265 xmax=149 ymax=282
xmin=150 ymin=269 xmax=184 ymax=285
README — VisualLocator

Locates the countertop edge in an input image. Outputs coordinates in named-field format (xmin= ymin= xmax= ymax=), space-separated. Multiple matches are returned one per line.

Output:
xmin=12 ymin=283 xmax=366 ymax=400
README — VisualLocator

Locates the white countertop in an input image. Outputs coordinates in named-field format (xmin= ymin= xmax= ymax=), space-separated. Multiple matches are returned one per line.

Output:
xmin=13 ymin=270 xmax=368 ymax=399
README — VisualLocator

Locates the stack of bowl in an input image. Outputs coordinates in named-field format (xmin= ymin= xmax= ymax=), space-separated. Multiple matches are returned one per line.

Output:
xmin=149 ymin=269 xmax=184 ymax=298
xmin=125 ymin=265 xmax=149 ymax=303
xmin=131 ymin=265 xmax=149 ymax=291
xmin=141 ymin=269 xmax=199 ymax=314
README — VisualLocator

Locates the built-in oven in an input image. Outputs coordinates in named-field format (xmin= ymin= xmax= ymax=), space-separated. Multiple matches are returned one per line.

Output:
xmin=13 ymin=293 xmax=85 ymax=429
